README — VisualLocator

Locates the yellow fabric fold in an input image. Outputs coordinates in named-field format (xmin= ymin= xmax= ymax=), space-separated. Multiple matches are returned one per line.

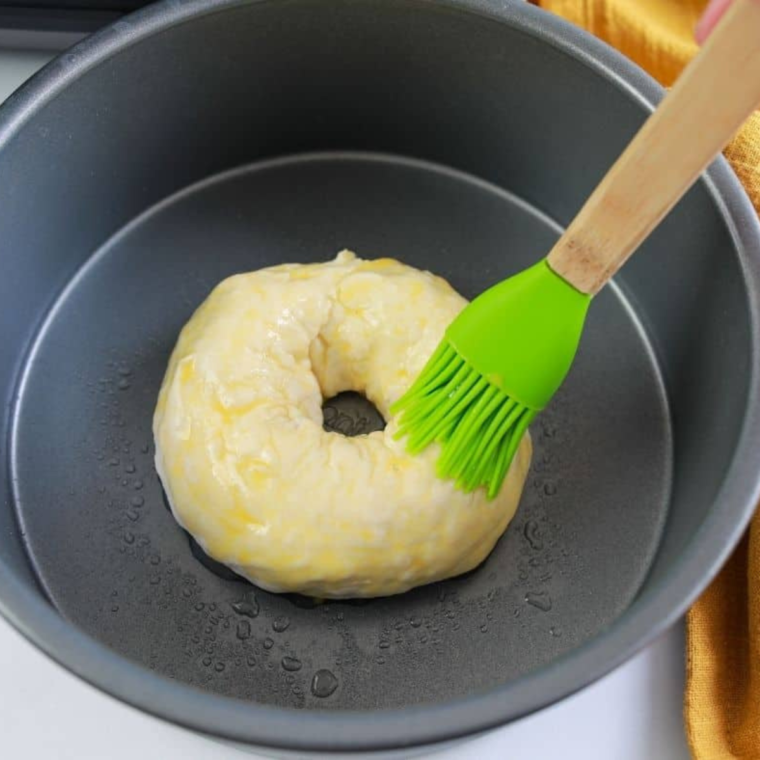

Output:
xmin=534 ymin=1 xmax=760 ymax=758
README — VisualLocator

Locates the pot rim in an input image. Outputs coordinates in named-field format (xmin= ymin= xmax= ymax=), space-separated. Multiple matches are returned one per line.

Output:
xmin=1 ymin=0 xmax=759 ymax=752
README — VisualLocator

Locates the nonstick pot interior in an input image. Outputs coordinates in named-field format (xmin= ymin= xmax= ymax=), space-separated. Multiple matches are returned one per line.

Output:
xmin=1 ymin=0 xmax=760 ymax=753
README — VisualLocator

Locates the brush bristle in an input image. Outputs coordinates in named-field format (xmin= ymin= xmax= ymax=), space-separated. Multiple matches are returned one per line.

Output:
xmin=391 ymin=341 xmax=536 ymax=499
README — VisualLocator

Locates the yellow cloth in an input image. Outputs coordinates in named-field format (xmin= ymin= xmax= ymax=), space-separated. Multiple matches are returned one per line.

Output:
xmin=535 ymin=1 xmax=760 ymax=758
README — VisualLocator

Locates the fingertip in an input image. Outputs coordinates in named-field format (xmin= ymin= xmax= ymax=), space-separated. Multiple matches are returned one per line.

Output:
xmin=695 ymin=0 xmax=733 ymax=44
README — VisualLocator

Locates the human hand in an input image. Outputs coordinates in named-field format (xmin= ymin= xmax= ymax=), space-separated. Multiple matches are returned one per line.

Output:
xmin=696 ymin=0 xmax=735 ymax=43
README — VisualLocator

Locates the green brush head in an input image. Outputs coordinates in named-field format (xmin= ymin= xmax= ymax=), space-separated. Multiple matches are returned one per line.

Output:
xmin=391 ymin=260 xmax=590 ymax=498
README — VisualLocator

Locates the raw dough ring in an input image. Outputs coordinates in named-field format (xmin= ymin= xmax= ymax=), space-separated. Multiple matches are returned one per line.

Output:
xmin=154 ymin=251 xmax=532 ymax=598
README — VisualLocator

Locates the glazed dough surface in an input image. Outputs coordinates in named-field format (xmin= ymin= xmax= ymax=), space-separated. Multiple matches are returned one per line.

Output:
xmin=154 ymin=251 xmax=532 ymax=597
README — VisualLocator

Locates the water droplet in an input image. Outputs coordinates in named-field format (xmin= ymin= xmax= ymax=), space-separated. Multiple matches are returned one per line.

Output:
xmin=286 ymin=674 xmax=295 ymax=684
xmin=214 ymin=662 xmax=225 ymax=673
xmin=336 ymin=612 xmax=344 ymax=622
xmin=410 ymin=617 xmax=422 ymax=628
xmin=543 ymin=482 xmax=557 ymax=496
xmin=150 ymin=575 xmax=161 ymax=585
xmin=133 ymin=480 xmax=144 ymax=490
xmin=118 ymin=366 xmax=132 ymax=377
xmin=247 ymin=656 xmax=257 ymax=668
xmin=150 ymin=554 xmax=160 ymax=565
xmin=123 ymin=531 xmax=135 ymax=544
xmin=263 ymin=638 xmax=274 ymax=650
xmin=108 ymin=458 xmax=119 ymax=467
xmin=311 ymin=670 xmax=339 ymax=697
xmin=524 ymin=520 xmax=544 ymax=551
xmin=117 ymin=379 xmax=131 ymax=390
xmin=182 ymin=588 xmax=192 ymax=598
xmin=126 ymin=509 xmax=139 ymax=521
xmin=111 ymin=605 xmax=119 ymax=613
xmin=525 ymin=591 xmax=552 ymax=612
xmin=236 ymin=620 xmax=252 ymax=640
xmin=272 ymin=616 xmax=290 ymax=633
xmin=110 ymin=590 xmax=118 ymax=597
xmin=543 ymin=424 xmax=556 ymax=438
xmin=231 ymin=598 xmax=259 ymax=618
xmin=209 ymin=603 xmax=216 ymax=611
xmin=141 ymin=444 xmax=150 ymax=454
xmin=131 ymin=495 xmax=145 ymax=508
xmin=125 ymin=464 xmax=136 ymax=474
xmin=480 ymin=624 xmax=488 ymax=633
xmin=529 ymin=557 xmax=540 ymax=567
xmin=379 ymin=641 xmax=390 ymax=649
xmin=281 ymin=656 xmax=302 ymax=672
xmin=376 ymin=656 xmax=385 ymax=665
xmin=550 ymin=626 xmax=563 ymax=638
xmin=202 ymin=657 xmax=212 ymax=667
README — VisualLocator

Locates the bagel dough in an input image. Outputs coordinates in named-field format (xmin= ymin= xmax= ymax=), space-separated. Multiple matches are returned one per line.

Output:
xmin=154 ymin=251 xmax=532 ymax=598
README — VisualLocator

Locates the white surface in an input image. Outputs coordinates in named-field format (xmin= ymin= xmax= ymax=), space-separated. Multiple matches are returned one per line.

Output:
xmin=0 ymin=49 xmax=51 ymax=103
xmin=0 ymin=48 xmax=691 ymax=760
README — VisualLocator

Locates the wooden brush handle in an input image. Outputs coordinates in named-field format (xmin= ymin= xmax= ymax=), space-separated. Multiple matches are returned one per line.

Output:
xmin=547 ymin=0 xmax=760 ymax=295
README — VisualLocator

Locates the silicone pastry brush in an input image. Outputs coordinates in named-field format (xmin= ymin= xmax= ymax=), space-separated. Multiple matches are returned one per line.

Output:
xmin=392 ymin=0 xmax=760 ymax=497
